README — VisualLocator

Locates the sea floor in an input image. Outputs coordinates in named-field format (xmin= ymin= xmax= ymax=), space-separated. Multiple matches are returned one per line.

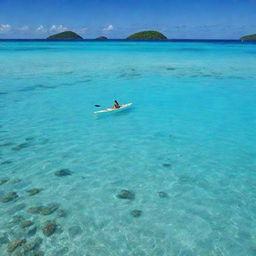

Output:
xmin=0 ymin=41 xmax=256 ymax=256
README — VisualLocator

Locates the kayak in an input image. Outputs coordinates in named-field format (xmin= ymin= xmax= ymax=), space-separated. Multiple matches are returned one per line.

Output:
xmin=94 ymin=103 xmax=133 ymax=114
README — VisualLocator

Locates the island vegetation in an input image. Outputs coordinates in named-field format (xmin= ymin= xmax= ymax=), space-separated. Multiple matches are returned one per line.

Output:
xmin=96 ymin=36 xmax=108 ymax=40
xmin=127 ymin=30 xmax=168 ymax=40
xmin=240 ymin=34 xmax=256 ymax=40
xmin=47 ymin=31 xmax=83 ymax=40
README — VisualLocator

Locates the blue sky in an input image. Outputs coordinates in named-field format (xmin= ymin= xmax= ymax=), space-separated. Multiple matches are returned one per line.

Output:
xmin=0 ymin=0 xmax=255 ymax=39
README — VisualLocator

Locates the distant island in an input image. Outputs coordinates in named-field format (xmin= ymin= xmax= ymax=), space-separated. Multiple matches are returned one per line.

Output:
xmin=127 ymin=30 xmax=168 ymax=40
xmin=96 ymin=36 xmax=108 ymax=40
xmin=46 ymin=30 xmax=169 ymax=40
xmin=47 ymin=31 xmax=83 ymax=40
xmin=240 ymin=34 xmax=256 ymax=40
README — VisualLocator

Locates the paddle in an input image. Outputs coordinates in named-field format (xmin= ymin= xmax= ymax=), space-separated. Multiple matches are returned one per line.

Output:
xmin=94 ymin=105 xmax=101 ymax=107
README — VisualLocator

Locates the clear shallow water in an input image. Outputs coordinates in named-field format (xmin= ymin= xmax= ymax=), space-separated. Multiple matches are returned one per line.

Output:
xmin=0 ymin=40 xmax=256 ymax=256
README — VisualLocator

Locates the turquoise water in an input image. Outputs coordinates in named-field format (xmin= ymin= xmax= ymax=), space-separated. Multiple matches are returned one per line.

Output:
xmin=0 ymin=40 xmax=256 ymax=256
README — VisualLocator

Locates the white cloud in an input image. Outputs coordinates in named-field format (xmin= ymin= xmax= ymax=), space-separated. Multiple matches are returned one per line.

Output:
xmin=103 ymin=25 xmax=114 ymax=31
xmin=20 ymin=25 xmax=29 ymax=31
xmin=78 ymin=27 xmax=88 ymax=34
xmin=36 ymin=25 xmax=46 ymax=33
xmin=49 ymin=25 xmax=68 ymax=33
xmin=35 ymin=25 xmax=68 ymax=34
xmin=0 ymin=24 xmax=12 ymax=33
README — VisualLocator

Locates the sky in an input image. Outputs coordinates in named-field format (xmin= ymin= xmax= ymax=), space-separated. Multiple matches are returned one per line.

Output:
xmin=0 ymin=0 xmax=256 ymax=39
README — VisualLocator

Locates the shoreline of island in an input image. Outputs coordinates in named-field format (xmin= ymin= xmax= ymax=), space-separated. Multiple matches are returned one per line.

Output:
xmin=0 ymin=39 xmax=255 ymax=43
xmin=1 ymin=30 xmax=255 ymax=41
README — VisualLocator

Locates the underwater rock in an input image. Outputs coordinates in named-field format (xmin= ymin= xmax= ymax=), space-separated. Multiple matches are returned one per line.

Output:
xmin=40 ymin=203 xmax=59 ymax=215
xmin=178 ymin=175 xmax=193 ymax=184
xmin=56 ymin=209 xmax=67 ymax=217
xmin=75 ymin=79 xmax=92 ymax=84
xmin=158 ymin=191 xmax=169 ymax=198
xmin=0 ymin=192 xmax=18 ymax=203
xmin=117 ymin=189 xmax=135 ymax=200
xmin=54 ymin=247 xmax=69 ymax=255
xmin=11 ymin=178 xmax=22 ymax=184
xmin=130 ymin=209 xmax=142 ymax=217
xmin=35 ymin=251 xmax=44 ymax=256
xmin=24 ymin=242 xmax=37 ymax=252
xmin=42 ymin=221 xmax=57 ymax=237
xmin=18 ymin=86 xmax=36 ymax=92
xmin=54 ymin=169 xmax=72 ymax=177
xmin=7 ymin=203 xmax=26 ymax=215
xmin=119 ymin=72 xmax=141 ymax=79
xmin=7 ymin=239 xmax=26 ymax=252
xmin=0 ymin=179 xmax=8 ymax=185
xmin=68 ymin=226 xmax=82 ymax=238
xmin=28 ymin=206 xmax=43 ymax=214
xmin=20 ymin=221 xmax=33 ymax=229
xmin=38 ymin=84 xmax=57 ymax=89
xmin=27 ymin=227 xmax=37 ymax=237
xmin=12 ymin=143 xmax=30 ymax=151
xmin=1 ymin=160 xmax=12 ymax=165
xmin=0 ymin=233 xmax=9 ymax=245
xmin=24 ymin=237 xmax=42 ymax=252
xmin=0 ymin=142 xmax=14 ymax=147
xmin=162 ymin=163 xmax=172 ymax=168
xmin=12 ymin=215 xmax=24 ymax=223
xmin=26 ymin=188 xmax=42 ymax=196
xmin=25 ymin=137 xmax=34 ymax=141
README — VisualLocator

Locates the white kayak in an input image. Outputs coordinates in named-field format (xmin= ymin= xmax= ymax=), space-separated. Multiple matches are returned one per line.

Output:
xmin=94 ymin=103 xmax=133 ymax=114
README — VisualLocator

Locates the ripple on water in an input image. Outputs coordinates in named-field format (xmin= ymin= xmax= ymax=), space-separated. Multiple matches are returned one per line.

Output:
xmin=0 ymin=40 xmax=255 ymax=256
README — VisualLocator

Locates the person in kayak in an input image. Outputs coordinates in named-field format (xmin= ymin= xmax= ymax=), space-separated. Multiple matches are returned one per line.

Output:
xmin=113 ymin=100 xmax=121 ymax=109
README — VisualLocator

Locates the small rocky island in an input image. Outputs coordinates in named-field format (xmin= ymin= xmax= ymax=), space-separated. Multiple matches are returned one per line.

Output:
xmin=47 ymin=31 xmax=83 ymax=40
xmin=240 ymin=34 xmax=256 ymax=40
xmin=127 ymin=30 xmax=168 ymax=40
xmin=96 ymin=36 xmax=108 ymax=40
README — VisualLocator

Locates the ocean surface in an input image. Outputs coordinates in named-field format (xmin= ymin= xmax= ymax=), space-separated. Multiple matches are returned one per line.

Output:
xmin=0 ymin=40 xmax=256 ymax=256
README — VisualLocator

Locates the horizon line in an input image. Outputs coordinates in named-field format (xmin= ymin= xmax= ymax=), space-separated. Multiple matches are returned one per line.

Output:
xmin=0 ymin=38 xmax=245 ymax=41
